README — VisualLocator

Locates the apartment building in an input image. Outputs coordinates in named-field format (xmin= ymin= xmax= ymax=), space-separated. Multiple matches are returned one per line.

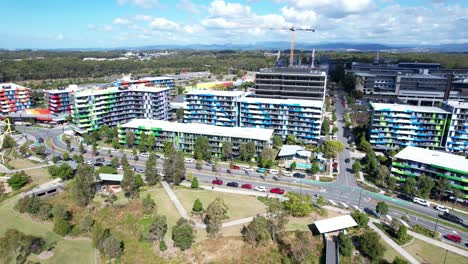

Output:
xmin=254 ymin=68 xmax=327 ymax=100
xmin=184 ymin=91 xmax=246 ymax=127
xmin=119 ymin=119 xmax=274 ymax=159
xmin=369 ymin=103 xmax=451 ymax=150
xmin=45 ymin=89 xmax=73 ymax=115
xmin=239 ymin=97 xmax=323 ymax=144
xmin=391 ymin=146 xmax=467 ymax=198
xmin=115 ymin=76 xmax=175 ymax=96
xmin=444 ymin=101 xmax=468 ymax=153
xmin=0 ymin=83 xmax=31 ymax=113
xmin=70 ymin=85 xmax=170 ymax=134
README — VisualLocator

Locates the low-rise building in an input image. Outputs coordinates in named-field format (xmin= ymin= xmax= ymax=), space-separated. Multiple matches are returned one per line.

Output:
xmin=0 ymin=83 xmax=31 ymax=113
xmin=119 ymin=119 xmax=274 ymax=159
xmin=391 ymin=146 xmax=467 ymax=198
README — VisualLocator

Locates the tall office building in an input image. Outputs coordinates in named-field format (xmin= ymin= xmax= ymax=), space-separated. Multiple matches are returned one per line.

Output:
xmin=0 ymin=83 xmax=31 ymax=113
xmin=444 ymin=101 xmax=468 ymax=153
xmin=254 ymin=68 xmax=327 ymax=100
xmin=70 ymin=85 xmax=170 ymax=133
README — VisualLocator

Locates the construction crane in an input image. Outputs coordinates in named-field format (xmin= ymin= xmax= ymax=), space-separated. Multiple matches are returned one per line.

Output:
xmin=268 ymin=26 xmax=315 ymax=67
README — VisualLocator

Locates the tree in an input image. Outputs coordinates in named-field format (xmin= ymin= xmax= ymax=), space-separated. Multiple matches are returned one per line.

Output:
xmin=146 ymin=133 xmax=156 ymax=151
xmin=193 ymin=136 xmax=212 ymax=161
xmin=102 ymin=235 xmax=123 ymax=259
xmin=64 ymin=137 xmax=71 ymax=150
xmin=172 ymin=218 xmax=195 ymax=251
xmin=272 ymin=135 xmax=283 ymax=149
xmin=338 ymin=232 xmax=353 ymax=257
xmin=191 ymin=176 xmax=199 ymax=189
xmin=0 ymin=229 xmax=46 ymax=264
xmin=126 ymin=131 xmax=136 ymax=147
xmin=286 ymin=135 xmax=296 ymax=145
xmin=283 ymin=192 xmax=313 ymax=217
xmin=164 ymin=149 xmax=185 ymax=185
xmin=122 ymin=167 xmax=139 ymax=199
xmin=397 ymin=225 xmax=407 ymax=241
xmin=53 ymin=218 xmax=71 ymax=236
xmin=242 ymin=215 xmax=271 ymax=246
xmin=73 ymin=154 xmax=84 ymax=164
xmin=110 ymin=156 xmax=119 ymax=168
xmin=143 ymin=194 xmax=156 ymax=214
xmin=351 ymin=210 xmax=369 ymax=228
xmin=71 ymin=164 xmax=96 ymax=207
xmin=138 ymin=132 xmax=148 ymax=152
xmin=321 ymin=118 xmax=330 ymax=136
xmin=148 ymin=214 xmax=168 ymax=242
xmin=173 ymin=151 xmax=186 ymax=185
xmin=418 ymin=174 xmax=435 ymax=199
xmin=433 ymin=178 xmax=451 ymax=199
xmin=311 ymin=162 xmax=320 ymax=174
xmin=205 ymin=198 xmax=229 ymax=237
xmin=19 ymin=142 xmax=30 ymax=157
xmin=393 ymin=257 xmax=410 ymax=264
xmin=352 ymin=162 xmax=362 ymax=174
xmin=7 ymin=171 xmax=30 ymax=190
xmin=92 ymin=143 xmax=97 ymax=156
xmin=192 ymin=198 xmax=203 ymax=213
xmin=376 ymin=201 xmax=389 ymax=216
xmin=322 ymin=140 xmax=344 ymax=159
xmin=239 ymin=143 xmax=248 ymax=161
xmin=359 ymin=230 xmax=384 ymax=261
xmin=221 ymin=140 xmax=233 ymax=160
xmin=79 ymin=215 xmax=95 ymax=233
xmin=120 ymin=154 xmax=129 ymax=168
xmin=260 ymin=146 xmax=275 ymax=168
xmin=176 ymin=107 xmax=184 ymax=120
xmin=48 ymin=163 xmax=74 ymax=180
xmin=2 ymin=134 xmax=16 ymax=150
xmin=402 ymin=177 xmax=417 ymax=196
xmin=145 ymin=153 xmax=159 ymax=185
xmin=62 ymin=151 xmax=70 ymax=161
xmin=34 ymin=145 xmax=46 ymax=158
xmin=290 ymin=161 xmax=296 ymax=170
xmin=266 ymin=198 xmax=288 ymax=241
xmin=79 ymin=141 xmax=85 ymax=154
xmin=195 ymin=153 xmax=203 ymax=170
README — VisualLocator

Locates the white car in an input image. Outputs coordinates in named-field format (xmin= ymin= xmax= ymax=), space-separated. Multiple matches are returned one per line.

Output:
xmin=243 ymin=167 xmax=254 ymax=172
xmin=140 ymin=152 xmax=149 ymax=157
xmin=413 ymin=197 xmax=430 ymax=207
xmin=111 ymin=149 xmax=119 ymax=153
xmin=254 ymin=186 xmax=267 ymax=192
xmin=184 ymin=158 xmax=193 ymax=164
xmin=117 ymin=165 xmax=123 ymax=170
xmin=269 ymin=169 xmax=278 ymax=175
xmin=85 ymin=160 xmax=94 ymax=165
xmin=283 ymin=172 xmax=292 ymax=177
xmin=136 ymin=168 xmax=145 ymax=173
xmin=435 ymin=205 xmax=449 ymax=213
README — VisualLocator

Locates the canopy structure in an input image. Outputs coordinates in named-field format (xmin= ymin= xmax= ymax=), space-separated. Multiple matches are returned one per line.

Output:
xmin=313 ymin=215 xmax=358 ymax=234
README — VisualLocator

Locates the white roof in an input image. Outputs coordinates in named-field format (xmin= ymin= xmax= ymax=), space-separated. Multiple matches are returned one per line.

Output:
xmin=278 ymin=145 xmax=304 ymax=157
xmin=75 ymin=86 xmax=170 ymax=97
xmin=395 ymin=146 xmax=468 ymax=173
xmin=240 ymin=97 xmax=323 ymax=108
xmin=446 ymin=101 xmax=468 ymax=109
xmin=314 ymin=215 xmax=358 ymax=234
xmin=371 ymin=102 xmax=449 ymax=114
xmin=141 ymin=76 xmax=174 ymax=81
xmin=122 ymin=119 xmax=274 ymax=141
xmin=185 ymin=90 xmax=246 ymax=97
xmin=98 ymin=173 xmax=123 ymax=182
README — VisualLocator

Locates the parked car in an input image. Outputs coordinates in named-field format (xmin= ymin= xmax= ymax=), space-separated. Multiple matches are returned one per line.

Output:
xmin=283 ymin=171 xmax=292 ymax=177
xmin=111 ymin=149 xmax=119 ymax=153
xmin=140 ymin=152 xmax=149 ymax=157
xmin=444 ymin=234 xmax=461 ymax=243
xmin=257 ymin=168 xmax=266 ymax=173
xmin=184 ymin=158 xmax=193 ymax=164
xmin=226 ymin=169 xmax=232 ymax=174
xmin=134 ymin=156 xmax=139 ymax=161
xmin=344 ymin=158 xmax=350 ymax=163
xmin=231 ymin=165 xmax=240 ymax=170
xmin=269 ymin=169 xmax=278 ymax=175
xmin=212 ymin=179 xmax=223 ymax=185
xmin=96 ymin=157 xmax=105 ymax=162
xmin=435 ymin=205 xmax=449 ymax=213
xmin=273 ymin=176 xmax=279 ymax=181
xmin=155 ymin=154 xmax=161 ymax=159
xmin=136 ymin=168 xmax=145 ymax=173
xmin=439 ymin=212 xmax=464 ymax=225
xmin=117 ymin=165 xmax=123 ymax=170
xmin=270 ymin=188 xmax=285 ymax=195
xmin=85 ymin=160 xmax=94 ymax=165
xmin=94 ymin=162 xmax=104 ymax=167
xmin=293 ymin=172 xmax=305 ymax=178
xmin=413 ymin=197 xmax=430 ymax=207
xmin=254 ymin=186 xmax=266 ymax=192
xmin=226 ymin=182 xmax=239 ymax=188
xmin=241 ymin=184 xmax=252 ymax=189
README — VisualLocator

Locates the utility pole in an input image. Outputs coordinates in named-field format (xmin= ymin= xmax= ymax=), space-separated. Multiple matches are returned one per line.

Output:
xmin=433 ymin=218 xmax=439 ymax=234
xmin=358 ymin=189 xmax=363 ymax=208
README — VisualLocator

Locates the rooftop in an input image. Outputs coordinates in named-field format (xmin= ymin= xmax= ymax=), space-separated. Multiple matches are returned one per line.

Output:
xmin=75 ymin=85 xmax=170 ymax=97
xmin=400 ymin=73 xmax=445 ymax=80
xmin=278 ymin=145 xmax=305 ymax=157
xmin=185 ymin=90 xmax=246 ymax=97
xmin=122 ymin=119 xmax=274 ymax=141
xmin=395 ymin=146 xmax=468 ymax=174
xmin=370 ymin=102 xmax=449 ymax=114
xmin=314 ymin=215 xmax=358 ymax=234
xmin=240 ymin=97 xmax=323 ymax=108
xmin=258 ymin=67 xmax=327 ymax=76
xmin=98 ymin=173 xmax=124 ymax=182
xmin=446 ymin=100 xmax=468 ymax=109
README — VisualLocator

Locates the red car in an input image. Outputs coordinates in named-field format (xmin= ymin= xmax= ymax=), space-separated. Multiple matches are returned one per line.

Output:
xmin=241 ymin=183 xmax=252 ymax=189
xmin=270 ymin=188 xmax=285 ymax=195
xmin=231 ymin=165 xmax=240 ymax=170
xmin=445 ymin=234 xmax=461 ymax=243
xmin=212 ymin=179 xmax=223 ymax=185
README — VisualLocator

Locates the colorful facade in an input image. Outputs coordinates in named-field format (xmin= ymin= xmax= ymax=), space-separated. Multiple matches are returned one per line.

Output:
xmin=45 ymin=89 xmax=72 ymax=115
xmin=391 ymin=146 xmax=468 ymax=198
xmin=114 ymin=77 xmax=175 ymax=96
xmin=444 ymin=101 xmax=468 ymax=154
xmin=70 ymin=85 xmax=170 ymax=134
xmin=0 ymin=83 xmax=31 ymax=113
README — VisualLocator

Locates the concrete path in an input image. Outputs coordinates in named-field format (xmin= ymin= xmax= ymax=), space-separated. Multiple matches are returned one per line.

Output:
xmin=0 ymin=163 xmax=53 ymax=174
xmin=407 ymin=230 xmax=468 ymax=257
xmin=161 ymin=181 xmax=189 ymax=219
xmin=369 ymin=221 xmax=420 ymax=264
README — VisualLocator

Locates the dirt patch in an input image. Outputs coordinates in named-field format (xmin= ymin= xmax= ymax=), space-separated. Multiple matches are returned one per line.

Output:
xmin=37 ymin=250 xmax=54 ymax=260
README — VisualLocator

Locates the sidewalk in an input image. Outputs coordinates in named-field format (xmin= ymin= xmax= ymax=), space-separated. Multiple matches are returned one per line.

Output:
xmin=407 ymin=230 xmax=468 ymax=257
xmin=369 ymin=221 xmax=420 ymax=264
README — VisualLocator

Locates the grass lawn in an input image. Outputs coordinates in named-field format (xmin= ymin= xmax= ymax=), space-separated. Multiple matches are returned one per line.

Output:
xmin=25 ymin=168 xmax=51 ymax=185
xmin=403 ymin=238 xmax=466 ymax=264
xmin=7 ymin=157 xmax=37 ymax=170
xmin=0 ymin=196 xmax=95 ymax=264
xmin=174 ymin=187 xmax=267 ymax=221
xmin=380 ymin=238 xmax=404 ymax=263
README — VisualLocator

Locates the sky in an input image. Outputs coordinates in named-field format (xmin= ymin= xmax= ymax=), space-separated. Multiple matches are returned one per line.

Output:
xmin=1 ymin=0 xmax=467 ymax=49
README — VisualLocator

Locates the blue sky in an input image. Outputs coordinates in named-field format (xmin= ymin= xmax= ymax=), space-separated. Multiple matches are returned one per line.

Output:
xmin=1 ymin=0 xmax=467 ymax=49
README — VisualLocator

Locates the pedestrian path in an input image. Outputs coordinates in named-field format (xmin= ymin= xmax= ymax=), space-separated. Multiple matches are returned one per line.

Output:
xmin=407 ymin=230 xmax=468 ymax=257
xmin=369 ymin=221 xmax=420 ymax=264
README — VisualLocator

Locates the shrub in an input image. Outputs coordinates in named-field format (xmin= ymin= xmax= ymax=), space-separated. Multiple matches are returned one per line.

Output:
xmin=192 ymin=198 xmax=203 ymax=213
xmin=191 ymin=177 xmax=199 ymax=189
xmin=7 ymin=171 xmax=30 ymax=190
xmin=53 ymin=218 xmax=71 ymax=236
xmin=159 ymin=240 xmax=167 ymax=251
xmin=412 ymin=224 xmax=438 ymax=238
xmin=319 ymin=177 xmax=334 ymax=182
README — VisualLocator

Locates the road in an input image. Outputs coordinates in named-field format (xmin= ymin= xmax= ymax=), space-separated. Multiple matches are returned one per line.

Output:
xmin=18 ymin=125 xmax=468 ymax=248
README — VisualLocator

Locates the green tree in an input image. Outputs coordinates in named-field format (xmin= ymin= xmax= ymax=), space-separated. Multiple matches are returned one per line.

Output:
xmin=266 ymin=198 xmax=288 ymax=241
xmin=34 ymin=145 xmax=46 ymax=158
xmin=272 ymin=135 xmax=283 ymax=149
xmin=176 ymin=107 xmax=184 ymax=120
xmin=191 ymin=176 xmax=199 ymax=189
xmin=193 ymin=136 xmax=212 ymax=161
xmin=402 ymin=177 xmax=417 ymax=196
xmin=242 ymin=215 xmax=271 ymax=246
xmin=0 ymin=229 xmax=46 ymax=264
xmin=351 ymin=210 xmax=369 ymax=228
xmin=71 ymin=164 xmax=96 ymax=207
xmin=125 ymin=131 xmax=136 ymax=148
xmin=48 ymin=163 xmax=74 ymax=180
xmin=311 ymin=162 xmax=320 ymax=174
xmin=376 ymin=201 xmax=389 ymax=215
xmin=290 ymin=161 xmax=297 ymax=171
xmin=79 ymin=141 xmax=85 ymax=154
xmin=110 ymin=156 xmax=119 ymax=168
xmin=145 ymin=153 xmax=159 ymax=185
xmin=259 ymin=146 xmax=275 ymax=168
xmin=64 ymin=137 xmax=71 ymax=150
xmin=283 ymin=192 xmax=313 ymax=217
xmin=143 ymin=194 xmax=156 ymax=214
xmin=321 ymin=118 xmax=330 ymax=136
xmin=79 ymin=215 xmax=95 ymax=233
xmin=192 ymin=198 xmax=203 ymax=213
xmin=205 ymin=198 xmax=229 ymax=237
xmin=7 ymin=171 xmax=30 ymax=190
xmin=122 ymin=167 xmax=139 ymax=199
xmin=148 ymin=214 xmax=168 ymax=243
xmin=433 ymin=178 xmax=451 ymax=199
xmin=393 ymin=257 xmax=410 ymax=264
xmin=146 ymin=133 xmax=156 ymax=151
xmin=221 ymin=140 xmax=233 ymax=160
xmin=2 ymin=134 xmax=16 ymax=150
xmin=286 ymin=135 xmax=296 ymax=145
xmin=138 ymin=132 xmax=148 ymax=152
xmin=352 ymin=162 xmax=362 ymax=174
xmin=359 ymin=230 xmax=384 ymax=261
xmin=338 ymin=232 xmax=353 ymax=257
xmin=102 ymin=235 xmax=123 ymax=259
xmin=53 ymin=218 xmax=71 ymax=236
xmin=418 ymin=174 xmax=435 ymax=199
xmin=322 ymin=140 xmax=344 ymax=159
xmin=19 ymin=142 xmax=30 ymax=157
xmin=397 ymin=225 xmax=407 ymax=241
xmin=172 ymin=218 xmax=195 ymax=251
xmin=120 ymin=154 xmax=129 ymax=168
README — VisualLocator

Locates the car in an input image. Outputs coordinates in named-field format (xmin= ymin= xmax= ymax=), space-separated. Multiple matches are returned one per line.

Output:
xmin=184 ymin=158 xmax=193 ymax=164
xmin=273 ymin=176 xmax=279 ymax=181
xmin=206 ymin=161 xmax=213 ymax=166
xmin=54 ymin=155 xmax=62 ymax=161
xmin=140 ymin=152 xmax=149 ymax=157
xmin=241 ymin=184 xmax=252 ymax=189
xmin=439 ymin=212 xmax=464 ymax=225
xmin=96 ymin=158 xmax=105 ymax=162
xmin=269 ymin=169 xmax=278 ymax=175
xmin=270 ymin=188 xmax=285 ymax=195
xmin=226 ymin=169 xmax=232 ymax=174
xmin=444 ymin=234 xmax=461 ymax=243
xmin=254 ymin=186 xmax=267 ymax=192
xmin=134 ymin=156 xmax=139 ymax=161
xmin=413 ymin=197 xmax=430 ymax=207
xmin=155 ymin=154 xmax=161 ymax=159
xmin=130 ymin=166 xmax=136 ymax=172
xmin=117 ymin=165 xmax=123 ymax=170
xmin=94 ymin=162 xmax=104 ymax=167
xmin=243 ymin=167 xmax=254 ymax=172
xmin=85 ymin=160 xmax=94 ymax=165
xmin=257 ymin=168 xmax=266 ymax=173
xmin=231 ymin=165 xmax=240 ymax=170
xmin=283 ymin=171 xmax=292 ymax=177
xmin=226 ymin=182 xmax=239 ymax=188
xmin=212 ymin=179 xmax=223 ymax=185
xmin=293 ymin=172 xmax=305 ymax=178
xmin=136 ymin=168 xmax=145 ymax=173
xmin=111 ymin=149 xmax=119 ymax=153
xmin=435 ymin=205 xmax=449 ymax=213
xmin=344 ymin=158 xmax=350 ymax=163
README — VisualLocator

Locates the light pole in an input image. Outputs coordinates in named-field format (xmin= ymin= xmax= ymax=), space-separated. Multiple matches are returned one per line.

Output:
xmin=358 ymin=188 xmax=363 ymax=209
xmin=433 ymin=218 xmax=439 ymax=234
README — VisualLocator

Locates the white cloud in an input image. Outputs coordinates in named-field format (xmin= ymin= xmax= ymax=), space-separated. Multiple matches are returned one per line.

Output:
xmin=113 ymin=17 xmax=131 ymax=25
xmin=134 ymin=14 xmax=152 ymax=21
xmin=176 ymin=0 xmax=201 ymax=14
xmin=279 ymin=0 xmax=376 ymax=18
xmin=208 ymin=0 xmax=251 ymax=18
xmin=117 ymin=0 xmax=158 ymax=9
xmin=150 ymin=18 xmax=180 ymax=30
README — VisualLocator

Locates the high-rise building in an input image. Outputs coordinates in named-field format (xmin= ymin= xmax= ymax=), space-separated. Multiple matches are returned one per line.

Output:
xmin=239 ymin=97 xmax=323 ymax=144
xmin=119 ymin=119 xmax=274 ymax=159
xmin=391 ymin=146 xmax=467 ymax=198
xmin=444 ymin=101 xmax=468 ymax=153
xmin=70 ymin=85 xmax=170 ymax=134
xmin=254 ymin=68 xmax=327 ymax=100
xmin=114 ymin=76 xmax=176 ymax=96
xmin=45 ymin=88 xmax=75 ymax=115
xmin=0 ymin=83 xmax=31 ymax=113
